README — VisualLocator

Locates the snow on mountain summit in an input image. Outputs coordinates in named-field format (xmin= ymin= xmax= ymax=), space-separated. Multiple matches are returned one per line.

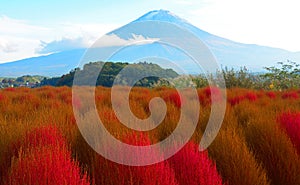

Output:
xmin=133 ymin=9 xmax=189 ymax=24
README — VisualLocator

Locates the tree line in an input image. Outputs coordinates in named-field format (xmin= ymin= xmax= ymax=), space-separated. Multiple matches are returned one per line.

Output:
xmin=40 ymin=60 xmax=300 ymax=90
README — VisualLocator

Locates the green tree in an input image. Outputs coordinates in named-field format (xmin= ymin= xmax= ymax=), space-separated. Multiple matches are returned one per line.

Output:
xmin=261 ymin=60 xmax=300 ymax=90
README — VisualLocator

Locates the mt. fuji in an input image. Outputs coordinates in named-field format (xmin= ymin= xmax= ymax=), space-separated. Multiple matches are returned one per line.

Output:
xmin=1 ymin=9 xmax=299 ymax=77
xmin=129 ymin=10 xmax=300 ymax=70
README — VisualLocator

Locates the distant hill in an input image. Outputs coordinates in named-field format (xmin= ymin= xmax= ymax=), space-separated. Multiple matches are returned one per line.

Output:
xmin=41 ymin=61 xmax=178 ymax=87
xmin=0 ymin=75 xmax=46 ymax=88
xmin=0 ymin=49 xmax=85 ymax=77
xmin=1 ymin=9 xmax=300 ymax=77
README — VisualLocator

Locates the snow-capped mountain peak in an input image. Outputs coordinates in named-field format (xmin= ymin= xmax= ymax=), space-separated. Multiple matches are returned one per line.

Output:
xmin=133 ymin=9 xmax=188 ymax=24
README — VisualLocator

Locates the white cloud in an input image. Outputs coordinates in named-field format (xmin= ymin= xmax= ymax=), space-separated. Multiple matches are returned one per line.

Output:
xmin=0 ymin=15 xmax=50 ymax=39
xmin=174 ymin=0 xmax=195 ymax=5
xmin=186 ymin=0 xmax=300 ymax=51
xmin=0 ymin=36 xmax=41 ymax=63
xmin=37 ymin=37 xmax=88 ymax=54
xmin=36 ymin=27 xmax=157 ymax=54
xmin=0 ymin=15 xmax=120 ymax=63
xmin=56 ymin=22 xmax=120 ymax=44
xmin=0 ymin=39 xmax=18 ymax=53
xmin=0 ymin=15 xmax=155 ymax=63
xmin=0 ymin=16 xmax=50 ymax=62
xmin=93 ymin=34 xmax=160 ymax=47
xmin=175 ymin=0 xmax=212 ymax=6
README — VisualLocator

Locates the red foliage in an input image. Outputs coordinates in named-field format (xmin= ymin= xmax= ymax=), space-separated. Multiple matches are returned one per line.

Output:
xmin=278 ymin=112 xmax=300 ymax=154
xmin=24 ymin=125 xmax=66 ymax=148
xmin=11 ymin=125 xmax=66 ymax=153
xmin=228 ymin=92 xmax=257 ymax=105
xmin=168 ymin=142 xmax=224 ymax=185
xmin=165 ymin=91 xmax=183 ymax=108
xmin=198 ymin=87 xmax=222 ymax=106
xmin=204 ymin=86 xmax=221 ymax=97
xmin=245 ymin=92 xmax=257 ymax=101
xmin=6 ymin=125 xmax=91 ymax=185
xmin=197 ymin=93 xmax=207 ymax=106
xmin=132 ymin=162 xmax=178 ymax=185
xmin=0 ymin=93 xmax=5 ymax=101
xmin=266 ymin=91 xmax=276 ymax=99
xmin=95 ymin=156 xmax=178 ymax=185
xmin=123 ymin=132 xmax=152 ymax=146
xmin=7 ymin=146 xmax=90 ymax=185
xmin=228 ymin=96 xmax=245 ymax=106
xmin=203 ymin=86 xmax=223 ymax=104
xmin=4 ymin=87 xmax=16 ymax=92
xmin=94 ymin=133 xmax=178 ymax=185
xmin=282 ymin=91 xmax=299 ymax=99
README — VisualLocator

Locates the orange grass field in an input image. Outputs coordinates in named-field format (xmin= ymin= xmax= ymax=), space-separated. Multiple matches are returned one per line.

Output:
xmin=0 ymin=86 xmax=300 ymax=185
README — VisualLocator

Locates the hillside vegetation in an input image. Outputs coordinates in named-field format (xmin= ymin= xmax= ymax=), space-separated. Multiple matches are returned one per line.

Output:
xmin=41 ymin=61 xmax=178 ymax=87
xmin=40 ymin=60 xmax=300 ymax=90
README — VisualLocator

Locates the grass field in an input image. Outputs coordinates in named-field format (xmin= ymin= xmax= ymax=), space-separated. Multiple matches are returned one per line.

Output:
xmin=0 ymin=86 xmax=300 ymax=185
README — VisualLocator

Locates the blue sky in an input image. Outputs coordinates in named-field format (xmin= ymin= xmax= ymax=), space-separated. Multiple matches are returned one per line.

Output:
xmin=1 ymin=0 xmax=299 ymax=63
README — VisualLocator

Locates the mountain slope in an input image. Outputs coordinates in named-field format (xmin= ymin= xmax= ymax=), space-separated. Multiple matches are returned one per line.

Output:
xmin=0 ymin=9 xmax=299 ymax=77
xmin=0 ymin=49 xmax=85 ymax=77
xmin=128 ymin=10 xmax=300 ymax=70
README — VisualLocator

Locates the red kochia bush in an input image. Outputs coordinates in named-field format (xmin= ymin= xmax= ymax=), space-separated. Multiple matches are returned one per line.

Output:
xmin=4 ymin=87 xmax=16 ymax=92
xmin=164 ymin=91 xmax=183 ymax=108
xmin=24 ymin=125 xmax=66 ymax=148
xmin=282 ymin=91 xmax=299 ymax=99
xmin=203 ymin=86 xmax=223 ymax=104
xmin=278 ymin=112 xmax=300 ymax=154
xmin=94 ymin=132 xmax=178 ymax=185
xmin=7 ymin=146 xmax=90 ymax=185
xmin=10 ymin=125 xmax=66 ymax=155
xmin=6 ymin=125 xmax=91 ymax=185
xmin=228 ymin=96 xmax=245 ymax=106
xmin=0 ymin=93 xmax=5 ymax=101
xmin=245 ymin=92 xmax=257 ymax=101
xmin=3 ymin=125 xmax=67 ymax=180
xmin=168 ymin=142 xmax=224 ymax=185
xmin=266 ymin=91 xmax=276 ymax=99
xmin=204 ymin=86 xmax=221 ymax=97
xmin=198 ymin=87 xmax=223 ymax=107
